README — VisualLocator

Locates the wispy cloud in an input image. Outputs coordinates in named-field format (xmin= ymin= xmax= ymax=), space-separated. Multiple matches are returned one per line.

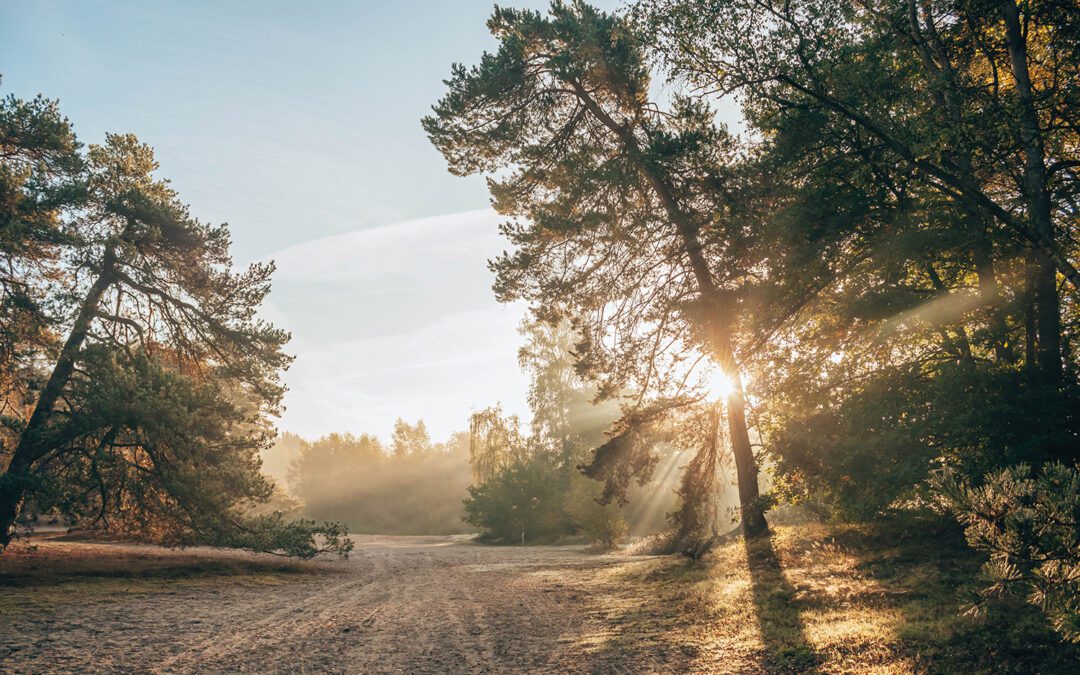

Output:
xmin=262 ymin=209 xmax=529 ymax=441
xmin=269 ymin=208 xmax=503 ymax=284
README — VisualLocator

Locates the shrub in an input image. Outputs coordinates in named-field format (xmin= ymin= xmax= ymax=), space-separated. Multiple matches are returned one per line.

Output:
xmin=567 ymin=470 xmax=627 ymax=548
xmin=463 ymin=454 xmax=570 ymax=543
xmin=769 ymin=365 xmax=1078 ymax=520
xmin=932 ymin=462 xmax=1080 ymax=643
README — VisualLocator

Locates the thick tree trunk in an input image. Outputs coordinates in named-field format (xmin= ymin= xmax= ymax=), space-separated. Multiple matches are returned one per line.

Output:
xmin=1024 ymin=250 xmax=1039 ymax=370
xmin=663 ymin=222 xmax=769 ymax=534
xmin=0 ymin=250 xmax=116 ymax=549
xmin=726 ymin=379 xmax=768 ymax=536
xmin=665 ymin=212 xmax=768 ymax=533
xmin=663 ymin=215 xmax=767 ymax=537
xmin=1000 ymin=0 xmax=1062 ymax=383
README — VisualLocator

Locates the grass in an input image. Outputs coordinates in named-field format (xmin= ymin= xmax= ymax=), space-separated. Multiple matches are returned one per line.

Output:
xmin=0 ymin=535 xmax=318 ymax=613
xmin=574 ymin=515 xmax=1080 ymax=673
xmin=1 ymin=538 xmax=312 ymax=582
xmin=4 ymin=522 xmax=1078 ymax=672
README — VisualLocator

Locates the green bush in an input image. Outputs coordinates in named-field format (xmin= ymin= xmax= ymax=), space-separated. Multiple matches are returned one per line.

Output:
xmin=463 ymin=454 xmax=571 ymax=543
xmin=769 ymin=365 xmax=1077 ymax=520
xmin=567 ymin=470 xmax=627 ymax=548
xmin=932 ymin=462 xmax=1080 ymax=643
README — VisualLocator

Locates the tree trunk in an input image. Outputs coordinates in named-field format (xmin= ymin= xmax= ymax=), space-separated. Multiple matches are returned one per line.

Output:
xmin=571 ymin=83 xmax=767 ymax=537
xmin=906 ymin=5 xmax=1015 ymax=364
xmin=972 ymin=237 xmax=1015 ymax=363
xmin=1000 ymin=0 xmax=1062 ymax=383
xmin=0 ymin=250 xmax=116 ymax=549
xmin=659 ymin=202 xmax=767 ymax=537
xmin=726 ymin=379 xmax=768 ymax=536
xmin=655 ymin=190 xmax=768 ymax=536
xmin=1024 ymin=249 xmax=1039 ymax=370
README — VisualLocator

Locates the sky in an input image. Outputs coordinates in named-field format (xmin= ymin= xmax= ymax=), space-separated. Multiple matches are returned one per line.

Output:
xmin=0 ymin=0 xmax=719 ymax=442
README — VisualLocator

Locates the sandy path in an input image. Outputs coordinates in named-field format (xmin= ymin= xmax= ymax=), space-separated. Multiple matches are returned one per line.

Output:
xmin=0 ymin=535 xmax=657 ymax=674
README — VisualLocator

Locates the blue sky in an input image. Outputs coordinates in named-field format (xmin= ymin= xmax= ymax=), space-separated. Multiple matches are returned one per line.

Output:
xmin=1 ymin=1 xmax=534 ymax=257
xmin=0 ymin=0 xmax=637 ymax=441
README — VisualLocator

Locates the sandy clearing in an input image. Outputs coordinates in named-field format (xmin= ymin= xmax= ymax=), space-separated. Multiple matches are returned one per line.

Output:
xmin=0 ymin=535 xmax=667 ymax=674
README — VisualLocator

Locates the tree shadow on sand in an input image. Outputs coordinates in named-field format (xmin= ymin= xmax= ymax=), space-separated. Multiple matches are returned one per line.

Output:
xmin=563 ymin=531 xmax=821 ymax=674
xmin=742 ymin=531 xmax=820 ymax=673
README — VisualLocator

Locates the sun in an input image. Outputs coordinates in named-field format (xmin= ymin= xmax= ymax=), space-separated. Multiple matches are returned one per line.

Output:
xmin=704 ymin=368 xmax=736 ymax=400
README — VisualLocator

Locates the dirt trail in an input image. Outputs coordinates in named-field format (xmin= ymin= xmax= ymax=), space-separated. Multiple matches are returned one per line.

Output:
xmin=0 ymin=535 xmax=662 ymax=674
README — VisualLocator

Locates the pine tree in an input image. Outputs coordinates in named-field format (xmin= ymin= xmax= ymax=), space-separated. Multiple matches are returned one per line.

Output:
xmin=425 ymin=1 xmax=769 ymax=535
xmin=0 ymin=122 xmax=349 ymax=557
xmin=933 ymin=462 xmax=1080 ymax=643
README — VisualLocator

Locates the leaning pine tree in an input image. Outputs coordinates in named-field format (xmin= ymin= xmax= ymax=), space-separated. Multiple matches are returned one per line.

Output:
xmin=0 ymin=129 xmax=350 ymax=557
xmin=424 ymin=1 xmax=769 ymax=536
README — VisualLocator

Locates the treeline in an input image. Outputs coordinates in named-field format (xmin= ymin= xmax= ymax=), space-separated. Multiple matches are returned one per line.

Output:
xmin=0 ymin=91 xmax=348 ymax=557
xmin=271 ymin=321 xmax=684 ymax=543
xmin=268 ymin=423 xmax=474 ymax=535
xmin=464 ymin=320 xmax=690 ymax=546
xmin=425 ymin=1 xmax=1079 ymax=641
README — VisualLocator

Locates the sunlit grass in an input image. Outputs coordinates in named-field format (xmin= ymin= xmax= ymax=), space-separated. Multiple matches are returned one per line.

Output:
xmin=1 ymin=537 xmax=313 ymax=579
xmin=568 ymin=520 xmax=1080 ymax=673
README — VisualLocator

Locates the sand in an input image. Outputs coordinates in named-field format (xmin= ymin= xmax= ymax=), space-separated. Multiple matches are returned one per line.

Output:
xmin=0 ymin=534 xmax=659 ymax=674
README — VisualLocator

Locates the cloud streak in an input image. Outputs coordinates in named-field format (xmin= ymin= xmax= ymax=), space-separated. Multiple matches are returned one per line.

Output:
xmin=262 ymin=209 xmax=530 ymax=441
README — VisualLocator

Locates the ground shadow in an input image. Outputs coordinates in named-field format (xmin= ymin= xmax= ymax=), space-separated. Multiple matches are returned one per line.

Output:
xmin=568 ymin=517 xmax=1080 ymax=673
xmin=829 ymin=514 xmax=1080 ymax=673
xmin=743 ymin=531 xmax=820 ymax=673
xmin=565 ymin=557 xmax=706 ymax=673
xmin=563 ymin=532 xmax=822 ymax=673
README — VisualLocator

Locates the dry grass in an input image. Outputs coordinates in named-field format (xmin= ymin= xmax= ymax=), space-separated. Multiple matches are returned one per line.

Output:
xmin=0 ymin=534 xmax=318 ymax=615
xmin=0 ymin=534 xmax=313 ymax=582
xmin=568 ymin=516 xmax=1080 ymax=673
xmin=2 ymin=524 xmax=1077 ymax=673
